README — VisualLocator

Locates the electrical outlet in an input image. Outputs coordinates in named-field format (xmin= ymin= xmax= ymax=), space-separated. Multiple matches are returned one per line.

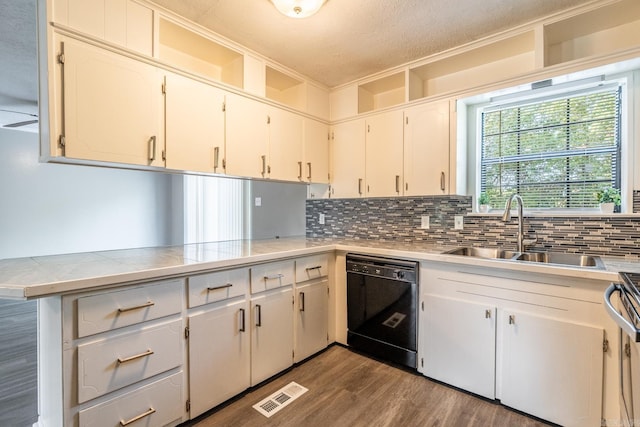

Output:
xmin=420 ymin=215 xmax=430 ymax=229
xmin=454 ymin=215 xmax=464 ymax=230
xmin=319 ymin=213 xmax=325 ymax=225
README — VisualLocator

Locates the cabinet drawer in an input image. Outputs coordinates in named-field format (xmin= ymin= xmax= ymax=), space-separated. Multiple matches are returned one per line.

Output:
xmin=77 ymin=319 xmax=183 ymax=403
xmin=78 ymin=371 xmax=184 ymax=427
xmin=250 ymin=260 xmax=295 ymax=294
xmin=77 ymin=279 xmax=183 ymax=337
xmin=295 ymin=254 xmax=330 ymax=283
xmin=188 ymin=268 xmax=249 ymax=308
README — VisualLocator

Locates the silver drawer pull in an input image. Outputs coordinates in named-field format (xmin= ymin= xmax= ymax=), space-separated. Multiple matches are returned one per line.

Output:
xmin=264 ymin=273 xmax=284 ymax=281
xmin=117 ymin=349 xmax=154 ymax=364
xmin=305 ymin=266 xmax=322 ymax=272
xmin=120 ymin=407 xmax=156 ymax=426
xmin=508 ymin=314 xmax=515 ymax=325
xmin=207 ymin=283 xmax=233 ymax=292
xmin=299 ymin=292 xmax=305 ymax=312
xmin=117 ymin=301 xmax=155 ymax=313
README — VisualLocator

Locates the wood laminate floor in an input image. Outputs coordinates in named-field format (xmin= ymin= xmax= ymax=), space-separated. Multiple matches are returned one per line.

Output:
xmin=187 ymin=345 xmax=552 ymax=427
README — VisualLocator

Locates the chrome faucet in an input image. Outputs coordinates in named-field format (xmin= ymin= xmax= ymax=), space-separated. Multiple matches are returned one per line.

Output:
xmin=502 ymin=194 xmax=526 ymax=253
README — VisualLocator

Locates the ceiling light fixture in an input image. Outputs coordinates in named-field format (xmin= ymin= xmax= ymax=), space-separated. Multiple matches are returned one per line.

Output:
xmin=271 ymin=0 xmax=327 ymax=18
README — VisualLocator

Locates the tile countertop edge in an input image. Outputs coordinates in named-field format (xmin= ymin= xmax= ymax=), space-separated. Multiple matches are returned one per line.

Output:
xmin=0 ymin=238 xmax=632 ymax=299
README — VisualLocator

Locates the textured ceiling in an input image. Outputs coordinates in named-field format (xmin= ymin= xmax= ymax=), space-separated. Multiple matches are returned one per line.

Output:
xmin=151 ymin=0 xmax=595 ymax=88
xmin=0 ymin=0 xmax=596 ymax=130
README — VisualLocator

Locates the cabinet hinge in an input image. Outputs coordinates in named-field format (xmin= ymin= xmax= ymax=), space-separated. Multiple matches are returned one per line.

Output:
xmin=421 ymin=301 xmax=424 ymax=311
xmin=184 ymin=326 xmax=189 ymax=339
xmin=420 ymin=358 xmax=424 ymax=368
xmin=603 ymin=339 xmax=609 ymax=353
xmin=58 ymin=135 xmax=66 ymax=148
xmin=222 ymin=158 xmax=226 ymax=169
xmin=406 ymin=116 xmax=408 ymax=125
xmin=267 ymin=115 xmax=271 ymax=124
xmin=331 ymin=131 xmax=334 ymax=140
xmin=161 ymin=82 xmax=166 ymax=95
xmin=162 ymin=150 xmax=166 ymax=162
xmin=222 ymin=101 xmax=226 ymax=112
xmin=292 ymin=349 xmax=295 ymax=359
xmin=186 ymin=399 xmax=191 ymax=412
xmin=367 ymin=124 xmax=370 ymax=133
xmin=57 ymin=53 xmax=65 ymax=64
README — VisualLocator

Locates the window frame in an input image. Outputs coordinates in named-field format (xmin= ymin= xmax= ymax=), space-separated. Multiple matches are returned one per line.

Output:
xmin=467 ymin=71 xmax=633 ymax=215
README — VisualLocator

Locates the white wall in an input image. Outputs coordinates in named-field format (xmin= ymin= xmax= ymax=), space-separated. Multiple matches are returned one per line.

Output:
xmin=0 ymin=128 xmax=177 ymax=259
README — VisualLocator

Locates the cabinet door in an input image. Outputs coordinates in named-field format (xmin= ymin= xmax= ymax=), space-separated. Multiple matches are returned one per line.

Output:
xmin=500 ymin=310 xmax=603 ymax=427
xmin=62 ymin=38 xmax=163 ymax=167
xmin=294 ymin=279 xmax=328 ymax=362
xmin=330 ymin=119 xmax=365 ymax=198
xmin=404 ymin=100 xmax=450 ymax=195
xmin=57 ymin=0 xmax=153 ymax=56
xmin=421 ymin=295 xmax=496 ymax=399
xmin=165 ymin=72 xmax=225 ymax=174
xmin=365 ymin=110 xmax=404 ymax=197
xmin=303 ymin=119 xmax=329 ymax=184
xmin=188 ymin=299 xmax=250 ymax=418
xmin=268 ymin=108 xmax=303 ymax=182
xmin=225 ymin=93 xmax=268 ymax=178
xmin=250 ymin=288 xmax=293 ymax=386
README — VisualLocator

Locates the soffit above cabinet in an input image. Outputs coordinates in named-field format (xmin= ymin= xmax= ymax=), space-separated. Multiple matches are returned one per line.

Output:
xmin=149 ymin=0 xmax=594 ymax=88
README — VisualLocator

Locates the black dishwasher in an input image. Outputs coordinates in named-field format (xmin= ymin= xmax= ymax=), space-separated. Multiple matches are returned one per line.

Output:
xmin=346 ymin=254 xmax=418 ymax=369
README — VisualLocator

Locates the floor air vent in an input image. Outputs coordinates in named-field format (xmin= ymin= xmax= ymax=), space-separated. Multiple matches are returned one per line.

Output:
xmin=253 ymin=382 xmax=309 ymax=418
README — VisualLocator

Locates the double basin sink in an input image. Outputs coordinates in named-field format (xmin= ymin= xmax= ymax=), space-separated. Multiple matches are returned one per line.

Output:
xmin=443 ymin=246 xmax=605 ymax=269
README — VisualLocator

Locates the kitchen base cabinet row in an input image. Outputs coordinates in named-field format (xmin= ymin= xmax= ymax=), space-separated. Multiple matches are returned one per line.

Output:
xmin=418 ymin=263 xmax=617 ymax=427
xmin=41 ymin=254 xmax=330 ymax=426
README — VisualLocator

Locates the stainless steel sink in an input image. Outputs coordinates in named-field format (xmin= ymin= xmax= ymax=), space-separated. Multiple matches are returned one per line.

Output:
xmin=443 ymin=247 xmax=517 ymax=260
xmin=443 ymin=246 xmax=604 ymax=269
xmin=513 ymin=251 xmax=605 ymax=269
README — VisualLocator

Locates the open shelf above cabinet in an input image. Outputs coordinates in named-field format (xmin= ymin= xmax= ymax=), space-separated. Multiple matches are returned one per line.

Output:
xmin=158 ymin=17 xmax=244 ymax=89
xmin=408 ymin=30 xmax=536 ymax=101
xmin=265 ymin=66 xmax=305 ymax=110
xmin=358 ymin=71 xmax=405 ymax=113
xmin=544 ymin=0 xmax=640 ymax=67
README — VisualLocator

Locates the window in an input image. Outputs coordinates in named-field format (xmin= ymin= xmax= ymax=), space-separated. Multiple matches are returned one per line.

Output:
xmin=479 ymin=84 xmax=622 ymax=211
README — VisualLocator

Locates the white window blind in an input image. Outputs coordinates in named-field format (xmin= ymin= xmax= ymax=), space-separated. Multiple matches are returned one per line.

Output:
xmin=184 ymin=175 xmax=244 ymax=243
xmin=480 ymin=85 xmax=621 ymax=210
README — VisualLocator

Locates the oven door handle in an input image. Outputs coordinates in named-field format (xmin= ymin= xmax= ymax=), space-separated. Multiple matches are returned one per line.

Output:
xmin=604 ymin=283 xmax=640 ymax=341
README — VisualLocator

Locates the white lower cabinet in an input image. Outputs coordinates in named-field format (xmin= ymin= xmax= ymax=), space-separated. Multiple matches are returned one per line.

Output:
xmin=250 ymin=287 xmax=294 ymax=386
xmin=294 ymin=279 xmax=329 ymax=363
xmin=78 ymin=372 xmax=183 ymax=427
xmin=420 ymin=263 xmax=611 ymax=427
xmin=421 ymin=295 xmax=495 ymax=399
xmin=188 ymin=298 xmax=251 ymax=418
xmin=500 ymin=309 xmax=603 ymax=427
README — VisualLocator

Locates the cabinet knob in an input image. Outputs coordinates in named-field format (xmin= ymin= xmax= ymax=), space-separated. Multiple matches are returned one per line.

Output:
xmin=508 ymin=314 xmax=515 ymax=325
xmin=485 ymin=309 xmax=492 ymax=319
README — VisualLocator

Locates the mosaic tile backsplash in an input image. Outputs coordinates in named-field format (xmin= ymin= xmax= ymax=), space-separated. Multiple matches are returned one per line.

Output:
xmin=306 ymin=192 xmax=640 ymax=258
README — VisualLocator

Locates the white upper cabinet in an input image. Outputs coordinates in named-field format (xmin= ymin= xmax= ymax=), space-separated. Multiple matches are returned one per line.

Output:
xmin=403 ymin=99 xmax=451 ymax=195
xmin=53 ymin=0 xmax=153 ymax=56
xmin=330 ymin=119 xmax=365 ymax=198
xmin=365 ymin=110 xmax=404 ymax=197
xmin=225 ymin=93 xmax=269 ymax=179
xmin=267 ymin=108 xmax=304 ymax=182
xmin=164 ymin=72 xmax=226 ymax=174
xmin=303 ymin=119 xmax=329 ymax=184
xmin=60 ymin=37 xmax=164 ymax=167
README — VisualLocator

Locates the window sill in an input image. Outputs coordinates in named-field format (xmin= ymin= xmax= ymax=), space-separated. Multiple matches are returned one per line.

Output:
xmin=469 ymin=212 xmax=638 ymax=218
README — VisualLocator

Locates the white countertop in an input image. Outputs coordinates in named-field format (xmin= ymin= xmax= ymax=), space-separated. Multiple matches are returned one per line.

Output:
xmin=0 ymin=237 xmax=637 ymax=299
